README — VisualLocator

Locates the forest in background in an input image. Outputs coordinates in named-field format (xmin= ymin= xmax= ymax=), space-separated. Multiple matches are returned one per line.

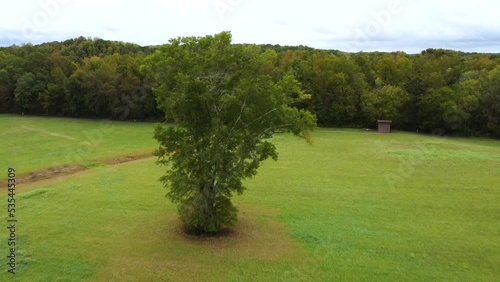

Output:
xmin=1 ymin=37 xmax=499 ymax=137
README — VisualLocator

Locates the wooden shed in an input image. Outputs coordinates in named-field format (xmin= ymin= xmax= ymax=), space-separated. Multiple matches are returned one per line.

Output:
xmin=377 ymin=120 xmax=392 ymax=133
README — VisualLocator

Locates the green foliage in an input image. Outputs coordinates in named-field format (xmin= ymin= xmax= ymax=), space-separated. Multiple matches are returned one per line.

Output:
xmin=299 ymin=52 xmax=367 ymax=126
xmin=374 ymin=52 xmax=412 ymax=87
xmin=419 ymin=86 xmax=458 ymax=132
xmin=482 ymin=67 xmax=500 ymax=137
xmin=1 ymin=38 xmax=159 ymax=120
xmin=40 ymin=67 xmax=67 ymax=115
xmin=14 ymin=72 xmax=46 ymax=113
xmin=144 ymin=32 xmax=316 ymax=233
xmin=0 ymin=38 xmax=499 ymax=137
xmin=361 ymin=85 xmax=410 ymax=126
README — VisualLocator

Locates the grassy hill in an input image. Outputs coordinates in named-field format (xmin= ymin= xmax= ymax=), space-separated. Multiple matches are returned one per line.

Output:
xmin=0 ymin=115 xmax=499 ymax=281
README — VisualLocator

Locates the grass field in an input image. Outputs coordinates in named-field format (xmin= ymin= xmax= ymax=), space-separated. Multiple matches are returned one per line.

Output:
xmin=0 ymin=114 xmax=157 ymax=180
xmin=0 ymin=115 xmax=499 ymax=281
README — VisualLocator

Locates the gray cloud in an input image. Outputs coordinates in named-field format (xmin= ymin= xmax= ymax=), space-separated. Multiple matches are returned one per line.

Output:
xmin=310 ymin=19 xmax=500 ymax=53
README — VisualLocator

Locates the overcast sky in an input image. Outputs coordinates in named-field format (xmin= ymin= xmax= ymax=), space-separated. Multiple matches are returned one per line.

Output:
xmin=1 ymin=0 xmax=499 ymax=53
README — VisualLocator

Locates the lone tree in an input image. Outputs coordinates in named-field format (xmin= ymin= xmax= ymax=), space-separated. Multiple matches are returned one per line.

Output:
xmin=142 ymin=32 xmax=316 ymax=233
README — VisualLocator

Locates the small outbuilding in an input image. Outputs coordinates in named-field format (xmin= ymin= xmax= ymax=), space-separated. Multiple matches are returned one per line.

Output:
xmin=377 ymin=120 xmax=392 ymax=133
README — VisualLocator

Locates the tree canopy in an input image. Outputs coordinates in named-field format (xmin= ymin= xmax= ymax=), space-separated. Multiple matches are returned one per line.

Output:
xmin=0 ymin=37 xmax=160 ymax=120
xmin=142 ymin=32 xmax=316 ymax=233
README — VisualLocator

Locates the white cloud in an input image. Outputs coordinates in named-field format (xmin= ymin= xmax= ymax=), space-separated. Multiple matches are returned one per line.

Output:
xmin=0 ymin=0 xmax=499 ymax=53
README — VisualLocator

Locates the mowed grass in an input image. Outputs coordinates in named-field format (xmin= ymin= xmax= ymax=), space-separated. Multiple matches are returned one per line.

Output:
xmin=0 ymin=114 xmax=158 ymax=179
xmin=0 ymin=117 xmax=499 ymax=281
xmin=1 ymin=159 xmax=305 ymax=281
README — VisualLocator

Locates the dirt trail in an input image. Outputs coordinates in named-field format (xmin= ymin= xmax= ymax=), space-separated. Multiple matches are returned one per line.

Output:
xmin=2 ymin=153 xmax=155 ymax=186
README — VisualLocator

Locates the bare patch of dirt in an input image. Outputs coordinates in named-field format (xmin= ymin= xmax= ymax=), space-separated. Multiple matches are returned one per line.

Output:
xmin=3 ymin=164 xmax=86 ymax=186
xmin=1 ymin=152 xmax=155 ymax=187
xmin=101 ymin=152 xmax=154 ymax=165
xmin=94 ymin=208 xmax=306 ymax=281
xmin=170 ymin=207 xmax=303 ymax=261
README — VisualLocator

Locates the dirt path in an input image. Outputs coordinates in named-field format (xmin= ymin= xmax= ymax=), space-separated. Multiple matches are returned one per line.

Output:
xmin=1 ymin=153 xmax=155 ymax=186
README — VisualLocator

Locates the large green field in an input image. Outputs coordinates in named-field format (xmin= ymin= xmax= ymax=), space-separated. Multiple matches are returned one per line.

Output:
xmin=0 ymin=114 xmax=158 ymax=180
xmin=1 ymin=115 xmax=499 ymax=281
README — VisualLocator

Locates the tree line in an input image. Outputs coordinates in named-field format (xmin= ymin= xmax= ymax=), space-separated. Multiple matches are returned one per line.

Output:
xmin=0 ymin=37 xmax=161 ymax=120
xmin=1 ymin=37 xmax=499 ymax=137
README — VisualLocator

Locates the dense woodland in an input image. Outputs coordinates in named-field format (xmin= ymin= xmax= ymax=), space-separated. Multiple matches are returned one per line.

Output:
xmin=0 ymin=37 xmax=499 ymax=137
